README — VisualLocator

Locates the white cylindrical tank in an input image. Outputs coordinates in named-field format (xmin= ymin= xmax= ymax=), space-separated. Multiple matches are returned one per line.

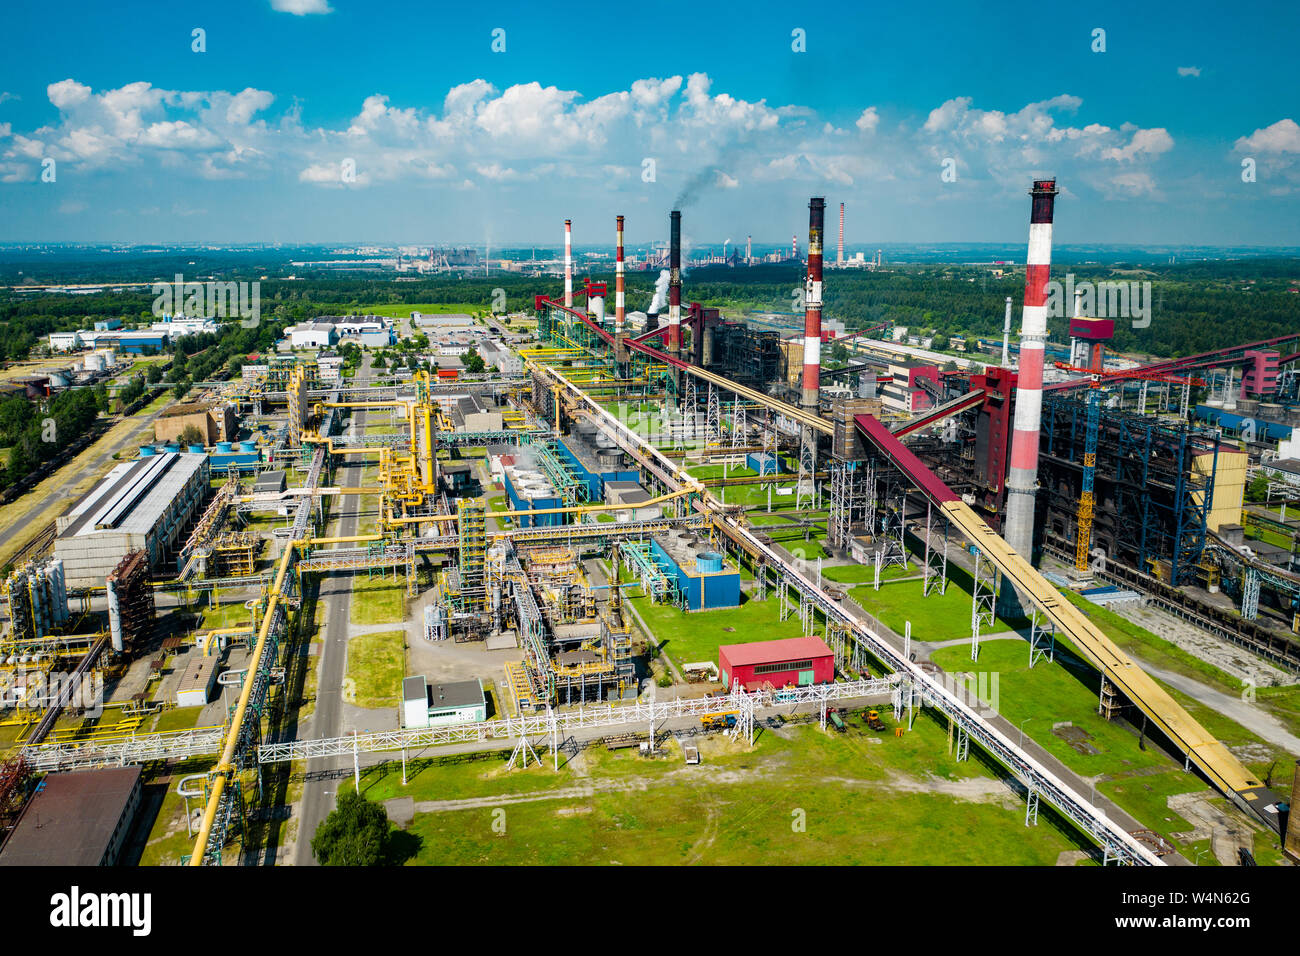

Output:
xmin=106 ymin=577 xmax=124 ymax=653
xmin=84 ymin=353 xmax=105 ymax=372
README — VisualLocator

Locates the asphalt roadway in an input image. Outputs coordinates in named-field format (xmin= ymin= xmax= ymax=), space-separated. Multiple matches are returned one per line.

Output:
xmin=292 ymin=355 xmax=371 ymax=865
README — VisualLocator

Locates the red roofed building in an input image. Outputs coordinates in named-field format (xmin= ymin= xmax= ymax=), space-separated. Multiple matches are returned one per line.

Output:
xmin=718 ymin=636 xmax=834 ymax=691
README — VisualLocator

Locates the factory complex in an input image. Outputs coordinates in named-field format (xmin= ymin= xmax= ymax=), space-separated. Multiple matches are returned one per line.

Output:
xmin=0 ymin=185 xmax=1297 ymax=875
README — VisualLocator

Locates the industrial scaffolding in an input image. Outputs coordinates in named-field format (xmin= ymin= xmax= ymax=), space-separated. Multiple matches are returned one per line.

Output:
xmin=456 ymin=499 xmax=486 ymax=614
xmin=1040 ymin=395 xmax=1218 ymax=585
xmin=106 ymin=550 xmax=155 ymax=655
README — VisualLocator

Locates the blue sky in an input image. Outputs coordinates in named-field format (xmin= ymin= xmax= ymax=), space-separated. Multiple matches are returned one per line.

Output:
xmin=2 ymin=0 xmax=1299 ymax=247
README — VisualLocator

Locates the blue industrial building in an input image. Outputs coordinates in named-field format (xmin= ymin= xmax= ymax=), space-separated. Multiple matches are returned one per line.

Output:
xmin=502 ymin=469 xmax=566 ymax=528
xmin=556 ymin=439 xmax=638 ymax=501
xmin=746 ymin=452 xmax=781 ymax=476
xmin=649 ymin=538 xmax=741 ymax=611
xmin=1194 ymin=404 xmax=1292 ymax=443
xmin=108 ymin=331 xmax=170 ymax=354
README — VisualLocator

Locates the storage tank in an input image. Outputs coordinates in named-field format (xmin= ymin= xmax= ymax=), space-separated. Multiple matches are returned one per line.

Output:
xmin=164 ymin=442 xmax=181 ymax=453
xmin=216 ymin=441 xmax=233 ymax=453
xmin=139 ymin=444 xmax=157 ymax=457
xmin=188 ymin=443 xmax=204 ymax=454
xmin=98 ymin=348 xmax=116 ymax=366
xmin=84 ymin=353 xmax=105 ymax=372
xmin=696 ymin=551 xmax=724 ymax=573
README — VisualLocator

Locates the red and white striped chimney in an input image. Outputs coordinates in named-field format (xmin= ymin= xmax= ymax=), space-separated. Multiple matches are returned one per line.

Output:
xmin=838 ymin=202 xmax=845 ymax=267
xmin=615 ymin=214 xmax=626 ymax=363
xmin=1003 ymin=179 xmax=1059 ymax=561
xmin=564 ymin=219 xmax=573 ymax=309
xmin=802 ymin=197 xmax=826 ymax=413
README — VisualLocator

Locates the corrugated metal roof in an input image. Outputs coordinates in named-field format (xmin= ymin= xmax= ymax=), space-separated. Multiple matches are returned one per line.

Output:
xmin=719 ymin=636 xmax=833 ymax=667
xmin=59 ymin=453 xmax=207 ymax=540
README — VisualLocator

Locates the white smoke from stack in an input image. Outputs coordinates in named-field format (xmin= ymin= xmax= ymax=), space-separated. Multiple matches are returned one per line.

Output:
xmin=648 ymin=269 xmax=670 ymax=313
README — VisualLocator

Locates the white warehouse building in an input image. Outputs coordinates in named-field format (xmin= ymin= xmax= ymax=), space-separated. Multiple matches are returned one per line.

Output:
xmin=54 ymin=452 xmax=210 ymax=587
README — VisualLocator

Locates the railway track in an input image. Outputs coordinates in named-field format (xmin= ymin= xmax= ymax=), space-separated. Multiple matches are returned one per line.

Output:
xmin=7 ymin=521 xmax=55 ymax=569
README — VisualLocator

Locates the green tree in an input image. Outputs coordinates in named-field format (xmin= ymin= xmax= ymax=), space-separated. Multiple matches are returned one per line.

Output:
xmin=1245 ymin=472 xmax=1270 ymax=504
xmin=178 ymin=424 xmax=205 ymax=446
xmin=311 ymin=791 xmax=389 ymax=866
xmin=461 ymin=347 xmax=485 ymax=374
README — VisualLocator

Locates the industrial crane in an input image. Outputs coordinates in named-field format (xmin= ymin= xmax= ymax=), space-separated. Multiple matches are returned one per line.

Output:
xmin=1053 ymin=357 xmax=1203 ymax=573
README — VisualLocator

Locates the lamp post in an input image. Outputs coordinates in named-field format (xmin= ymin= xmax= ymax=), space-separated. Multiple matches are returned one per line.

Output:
xmin=1019 ymin=716 xmax=1033 ymax=748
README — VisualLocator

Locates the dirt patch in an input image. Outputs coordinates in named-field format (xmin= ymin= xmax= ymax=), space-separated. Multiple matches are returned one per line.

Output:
xmin=556 ymin=805 xmax=593 ymax=817
xmin=1053 ymin=723 xmax=1100 ymax=755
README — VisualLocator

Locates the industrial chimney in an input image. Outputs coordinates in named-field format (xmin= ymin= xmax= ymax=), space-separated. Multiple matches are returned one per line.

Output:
xmin=838 ymin=202 xmax=845 ymax=267
xmin=669 ymin=209 xmax=683 ymax=361
xmin=564 ymin=219 xmax=573 ymax=309
xmin=1002 ymin=179 xmax=1059 ymax=565
xmin=615 ymin=214 xmax=627 ymax=368
xmin=802 ymin=197 xmax=826 ymax=414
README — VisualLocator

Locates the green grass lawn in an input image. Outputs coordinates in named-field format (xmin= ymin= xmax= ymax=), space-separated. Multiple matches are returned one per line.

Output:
xmin=345 ymin=629 xmax=406 ymax=709
xmin=152 ymin=706 xmax=204 ymax=733
xmin=928 ymin=638 xmax=1222 ymax=849
xmin=1243 ymin=524 xmax=1296 ymax=550
xmin=748 ymin=512 xmax=831 ymax=558
xmin=334 ymin=302 xmax=484 ymax=319
xmin=350 ymin=574 xmax=407 ymax=625
xmin=377 ymin=720 xmax=1091 ymax=866
xmin=686 ymin=463 xmax=759 ymax=481
xmin=821 ymin=561 xmax=913 ymax=585
xmin=135 ymin=757 xmax=217 ymax=866
xmin=199 ymin=601 xmax=257 ymax=631
xmin=852 ymin=565 xmax=1025 ymax=643
xmin=629 ymin=592 xmax=815 ymax=668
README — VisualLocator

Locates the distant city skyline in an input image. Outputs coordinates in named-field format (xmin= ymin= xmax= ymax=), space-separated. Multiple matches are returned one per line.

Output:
xmin=2 ymin=0 xmax=1299 ymax=246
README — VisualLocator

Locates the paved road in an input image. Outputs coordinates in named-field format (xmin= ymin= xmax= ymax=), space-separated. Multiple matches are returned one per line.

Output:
xmin=292 ymin=356 xmax=371 ymax=865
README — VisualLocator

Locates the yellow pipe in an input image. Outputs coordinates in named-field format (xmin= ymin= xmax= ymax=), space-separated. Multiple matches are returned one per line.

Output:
xmin=190 ymin=537 xmax=298 ymax=865
xmin=305 ymin=534 xmax=385 ymax=545
xmin=202 ymin=626 xmax=254 ymax=656
xmin=381 ymin=485 xmax=697 ymax=525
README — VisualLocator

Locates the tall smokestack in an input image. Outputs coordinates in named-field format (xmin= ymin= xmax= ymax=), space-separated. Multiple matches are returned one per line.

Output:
xmin=802 ymin=197 xmax=826 ymax=414
xmin=1003 ymin=179 xmax=1059 ymax=564
xmin=792 ymin=234 xmax=798 ymax=261
xmin=669 ymin=210 xmax=683 ymax=361
xmin=838 ymin=202 xmax=845 ymax=267
xmin=745 ymin=235 xmax=752 ymax=264
xmin=615 ymin=214 xmax=627 ymax=366
xmin=564 ymin=219 xmax=573 ymax=309
xmin=1001 ymin=296 xmax=1013 ymax=367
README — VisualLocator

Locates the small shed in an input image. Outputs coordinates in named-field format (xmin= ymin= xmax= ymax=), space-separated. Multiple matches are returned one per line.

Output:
xmin=175 ymin=653 xmax=219 ymax=708
xmin=718 ymin=636 xmax=835 ymax=691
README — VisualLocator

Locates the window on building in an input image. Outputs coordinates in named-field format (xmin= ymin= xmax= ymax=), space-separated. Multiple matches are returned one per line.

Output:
xmin=753 ymin=659 xmax=813 ymax=676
